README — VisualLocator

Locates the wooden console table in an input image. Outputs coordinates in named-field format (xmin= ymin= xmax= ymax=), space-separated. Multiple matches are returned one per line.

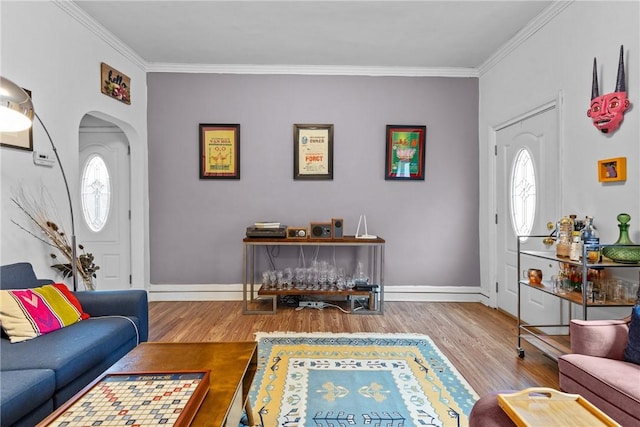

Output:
xmin=242 ymin=236 xmax=385 ymax=314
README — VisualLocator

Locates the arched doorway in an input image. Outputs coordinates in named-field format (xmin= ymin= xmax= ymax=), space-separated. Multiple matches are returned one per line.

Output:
xmin=77 ymin=114 xmax=131 ymax=290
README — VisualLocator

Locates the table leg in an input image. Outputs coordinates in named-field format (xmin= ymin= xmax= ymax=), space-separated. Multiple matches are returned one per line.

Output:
xmin=245 ymin=400 xmax=255 ymax=426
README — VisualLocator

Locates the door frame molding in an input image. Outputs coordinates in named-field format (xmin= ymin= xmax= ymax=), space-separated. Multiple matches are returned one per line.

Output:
xmin=488 ymin=92 xmax=564 ymax=308
xmin=80 ymin=110 xmax=148 ymax=290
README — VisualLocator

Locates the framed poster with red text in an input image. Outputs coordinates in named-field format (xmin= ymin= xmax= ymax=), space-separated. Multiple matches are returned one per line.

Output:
xmin=293 ymin=124 xmax=333 ymax=180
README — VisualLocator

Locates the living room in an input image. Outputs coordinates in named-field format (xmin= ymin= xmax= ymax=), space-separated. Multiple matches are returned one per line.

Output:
xmin=1 ymin=1 xmax=638 ymax=305
xmin=0 ymin=1 xmax=639 ymax=426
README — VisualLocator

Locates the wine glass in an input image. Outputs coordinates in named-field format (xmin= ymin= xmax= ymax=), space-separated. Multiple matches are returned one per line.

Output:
xmin=261 ymin=271 xmax=271 ymax=290
xmin=283 ymin=268 xmax=293 ymax=289
xmin=295 ymin=267 xmax=306 ymax=290
xmin=327 ymin=266 xmax=337 ymax=290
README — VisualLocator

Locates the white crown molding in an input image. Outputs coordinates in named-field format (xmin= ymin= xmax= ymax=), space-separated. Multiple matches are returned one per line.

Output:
xmin=145 ymin=63 xmax=479 ymax=77
xmin=477 ymin=1 xmax=574 ymax=76
xmin=54 ymin=0 xmax=147 ymax=71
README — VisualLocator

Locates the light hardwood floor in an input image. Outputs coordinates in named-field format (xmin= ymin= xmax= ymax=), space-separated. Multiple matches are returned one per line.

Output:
xmin=148 ymin=301 xmax=560 ymax=396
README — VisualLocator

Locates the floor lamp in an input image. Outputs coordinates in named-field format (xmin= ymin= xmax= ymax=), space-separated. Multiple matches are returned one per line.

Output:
xmin=1 ymin=77 xmax=78 ymax=291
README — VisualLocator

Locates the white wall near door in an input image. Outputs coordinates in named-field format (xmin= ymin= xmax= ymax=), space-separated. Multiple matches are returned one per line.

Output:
xmin=479 ymin=1 xmax=640 ymax=305
xmin=0 ymin=2 xmax=149 ymax=289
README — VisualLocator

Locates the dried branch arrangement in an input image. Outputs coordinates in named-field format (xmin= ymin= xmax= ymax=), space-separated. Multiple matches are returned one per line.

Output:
xmin=11 ymin=188 xmax=99 ymax=290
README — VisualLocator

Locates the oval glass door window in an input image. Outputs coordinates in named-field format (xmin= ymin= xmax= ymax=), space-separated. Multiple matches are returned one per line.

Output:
xmin=510 ymin=148 xmax=536 ymax=237
xmin=81 ymin=155 xmax=111 ymax=232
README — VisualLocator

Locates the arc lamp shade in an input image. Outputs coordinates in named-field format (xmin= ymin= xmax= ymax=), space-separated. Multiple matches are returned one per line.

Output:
xmin=0 ymin=77 xmax=34 ymax=132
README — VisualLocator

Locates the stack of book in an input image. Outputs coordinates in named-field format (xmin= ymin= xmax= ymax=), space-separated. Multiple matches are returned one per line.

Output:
xmin=254 ymin=221 xmax=281 ymax=229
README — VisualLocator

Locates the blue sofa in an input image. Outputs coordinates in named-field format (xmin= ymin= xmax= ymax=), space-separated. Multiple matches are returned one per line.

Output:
xmin=0 ymin=262 xmax=148 ymax=426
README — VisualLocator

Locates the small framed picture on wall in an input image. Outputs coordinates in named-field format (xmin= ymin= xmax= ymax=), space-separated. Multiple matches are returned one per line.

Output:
xmin=293 ymin=124 xmax=334 ymax=180
xmin=199 ymin=123 xmax=240 ymax=179
xmin=385 ymin=125 xmax=426 ymax=180
xmin=598 ymin=157 xmax=626 ymax=182
xmin=100 ymin=63 xmax=131 ymax=105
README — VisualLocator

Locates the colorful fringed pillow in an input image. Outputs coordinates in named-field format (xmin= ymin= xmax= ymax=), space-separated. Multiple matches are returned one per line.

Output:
xmin=0 ymin=283 xmax=89 ymax=343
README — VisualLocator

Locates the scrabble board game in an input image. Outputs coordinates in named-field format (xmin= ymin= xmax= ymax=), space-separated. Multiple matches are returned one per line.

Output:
xmin=37 ymin=371 xmax=210 ymax=426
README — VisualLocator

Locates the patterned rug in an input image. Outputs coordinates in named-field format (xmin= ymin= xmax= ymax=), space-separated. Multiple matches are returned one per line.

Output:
xmin=248 ymin=333 xmax=478 ymax=427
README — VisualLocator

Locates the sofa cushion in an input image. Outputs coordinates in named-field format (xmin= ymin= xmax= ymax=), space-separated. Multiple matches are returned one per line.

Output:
xmin=0 ymin=316 xmax=139 ymax=389
xmin=0 ymin=284 xmax=88 ymax=343
xmin=0 ymin=262 xmax=49 ymax=290
xmin=0 ymin=369 xmax=55 ymax=426
xmin=624 ymin=305 xmax=640 ymax=365
xmin=75 ymin=290 xmax=149 ymax=342
xmin=569 ymin=318 xmax=629 ymax=360
xmin=559 ymin=353 xmax=640 ymax=421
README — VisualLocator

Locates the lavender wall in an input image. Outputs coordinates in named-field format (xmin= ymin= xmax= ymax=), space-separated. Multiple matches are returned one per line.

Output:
xmin=147 ymin=73 xmax=479 ymax=287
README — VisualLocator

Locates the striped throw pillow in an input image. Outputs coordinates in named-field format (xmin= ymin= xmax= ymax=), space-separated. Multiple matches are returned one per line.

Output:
xmin=0 ymin=284 xmax=88 ymax=343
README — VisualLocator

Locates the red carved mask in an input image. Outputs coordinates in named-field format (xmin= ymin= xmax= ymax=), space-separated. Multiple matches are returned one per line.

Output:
xmin=588 ymin=46 xmax=631 ymax=134
xmin=588 ymin=92 xmax=630 ymax=133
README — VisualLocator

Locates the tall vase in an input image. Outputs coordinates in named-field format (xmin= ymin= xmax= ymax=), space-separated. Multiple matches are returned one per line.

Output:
xmin=601 ymin=213 xmax=640 ymax=263
xmin=614 ymin=213 xmax=634 ymax=245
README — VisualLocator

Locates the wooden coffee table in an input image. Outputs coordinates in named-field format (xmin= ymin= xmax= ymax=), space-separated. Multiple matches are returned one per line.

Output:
xmin=41 ymin=342 xmax=257 ymax=427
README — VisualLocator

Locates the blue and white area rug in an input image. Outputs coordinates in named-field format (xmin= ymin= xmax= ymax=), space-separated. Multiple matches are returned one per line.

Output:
xmin=249 ymin=333 xmax=479 ymax=427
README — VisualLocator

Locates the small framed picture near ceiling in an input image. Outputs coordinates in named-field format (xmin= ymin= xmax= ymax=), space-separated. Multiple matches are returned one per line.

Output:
xmin=0 ymin=88 xmax=33 ymax=151
xmin=293 ymin=124 xmax=334 ymax=180
xmin=100 ymin=62 xmax=131 ymax=105
xmin=199 ymin=124 xmax=240 ymax=179
xmin=385 ymin=125 xmax=426 ymax=180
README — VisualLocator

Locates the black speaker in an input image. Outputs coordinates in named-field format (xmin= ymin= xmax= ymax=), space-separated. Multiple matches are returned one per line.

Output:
xmin=310 ymin=222 xmax=332 ymax=239
xmin=331 ymin=218 xmax=344 ymax=239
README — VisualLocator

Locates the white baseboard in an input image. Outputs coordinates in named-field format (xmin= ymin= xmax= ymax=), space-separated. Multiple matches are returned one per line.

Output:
xmin=384 ymin=285 xmax=484 ymax=302
xmin=148 ymin=284 xmax=484 ymax=303
xmin=148 ymin=284 xmax=242 ymax=301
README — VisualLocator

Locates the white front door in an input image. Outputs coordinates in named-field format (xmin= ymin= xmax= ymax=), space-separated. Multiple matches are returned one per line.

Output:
xmin=495 ymin=103 xmax=560 ymax=324
xmin=78 ymin=121 xmax=131 ymax=291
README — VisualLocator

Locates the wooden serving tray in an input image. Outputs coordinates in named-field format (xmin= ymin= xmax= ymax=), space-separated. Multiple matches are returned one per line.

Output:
xmin=37 ymin=370 xmax=210 ymax=427
xmin=497 ymin=388 xmax=621 ymax=427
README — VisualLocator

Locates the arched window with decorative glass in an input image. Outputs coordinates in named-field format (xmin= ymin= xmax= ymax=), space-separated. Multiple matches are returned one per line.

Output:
xmin=510 ymin=147 xmax=537 ymax=238
xmin=81 ymin=155 xmax=111 ymax=232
